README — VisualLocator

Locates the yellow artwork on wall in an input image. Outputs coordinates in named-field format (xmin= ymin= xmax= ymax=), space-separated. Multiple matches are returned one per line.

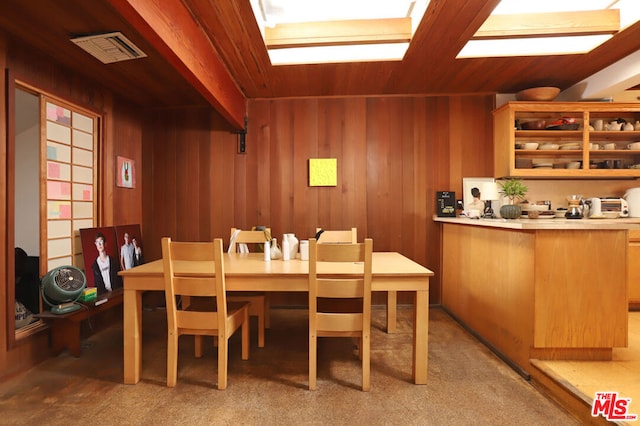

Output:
xmin=309 ymin=158 xmax=337 ymax=187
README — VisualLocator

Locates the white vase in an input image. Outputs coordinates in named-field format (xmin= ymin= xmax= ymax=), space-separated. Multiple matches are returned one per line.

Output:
xmin=285 ymin=233 xmax=299 ymax=259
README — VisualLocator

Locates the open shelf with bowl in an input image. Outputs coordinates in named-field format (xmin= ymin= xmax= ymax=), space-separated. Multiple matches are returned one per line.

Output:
xmin=494 ymin=102 xmax=640 ymax=178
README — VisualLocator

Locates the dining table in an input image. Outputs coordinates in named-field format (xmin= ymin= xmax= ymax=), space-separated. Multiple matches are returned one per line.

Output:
xmin=119 ymin=251 xmax=433 ymax=385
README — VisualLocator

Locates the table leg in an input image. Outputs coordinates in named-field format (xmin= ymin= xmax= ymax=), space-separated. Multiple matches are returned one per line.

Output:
xmin=124 ymin=289 xmax=142 ymax=384
xmin=386 ymin=291 xmax=397 ymax=333
xmin=413 ymin=290 xmax=429 ymax=384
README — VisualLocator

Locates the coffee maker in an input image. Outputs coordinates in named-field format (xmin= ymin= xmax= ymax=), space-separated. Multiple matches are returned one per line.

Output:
xmin=565 ymin=194 xmax=584 ymax=219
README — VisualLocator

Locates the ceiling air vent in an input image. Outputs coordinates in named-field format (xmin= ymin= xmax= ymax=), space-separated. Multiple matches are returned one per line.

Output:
xmin=70 ymin=32 xmax=147 ymax=64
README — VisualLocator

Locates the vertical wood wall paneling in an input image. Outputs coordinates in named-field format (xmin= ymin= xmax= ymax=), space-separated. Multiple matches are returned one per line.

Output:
xmin=206 ymin=110 xmax=234 ymax=241
xmin=0 ymin=36 xmax=143 ymax=381
xmin=109 ymin=98 xmax=144 ymax=227
xmin=410 ymin=98 xmax=429 ymax=271
xmin=333 ymin=98 xmax=367 ymax=235
xmin=143 ymin=94 xmax=495 ymax=305
xmin=157 ymin=111 xmax=178 ymax=244
xmin=292 ymin=100 xmax=318 ymax=238
xmin=1 ymin=34 xmax=9 ymax=356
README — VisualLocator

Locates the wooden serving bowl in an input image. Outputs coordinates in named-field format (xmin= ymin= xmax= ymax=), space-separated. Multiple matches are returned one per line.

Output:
xmin=516 ymin=87 xmax=560 ymax=101
xmin=521 ymin=120 xmax=546 ymax=130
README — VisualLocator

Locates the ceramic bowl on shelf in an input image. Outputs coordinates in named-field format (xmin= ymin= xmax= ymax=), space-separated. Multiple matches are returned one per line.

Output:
xmin=532 ymin=163 xmax=553 ymax=169
xmin=522 ymin=203 xmax=550 ymax=212
xmin=560 ymin=143 xmax=581 ymax=150
xmin=515 ymin=87 xmax=560 ymax=101
xmin=522 ymin=142 xmax=539 ymax=150
xmin=520 ymin=120 xmax=547 ymax=130
xmin=539 ymin=143 xmax=559 ymax=150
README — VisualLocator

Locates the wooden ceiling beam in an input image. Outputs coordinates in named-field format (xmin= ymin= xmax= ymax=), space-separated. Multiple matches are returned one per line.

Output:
xmin=265 ymin=18 xmax=412 ymax=49
xmin=107 ymin=0 xmax=246 ymax=129
xmin=474 ymin=9 xmax=620 ymax=40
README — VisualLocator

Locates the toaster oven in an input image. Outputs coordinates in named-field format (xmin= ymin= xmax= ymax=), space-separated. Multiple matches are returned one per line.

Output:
xmin=592 ymin=197 xmax=629 ymax=217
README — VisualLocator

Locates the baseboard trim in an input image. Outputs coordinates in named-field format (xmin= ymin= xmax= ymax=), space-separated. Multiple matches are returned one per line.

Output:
xmin=439 ymin=305 xmax=531 ymax=381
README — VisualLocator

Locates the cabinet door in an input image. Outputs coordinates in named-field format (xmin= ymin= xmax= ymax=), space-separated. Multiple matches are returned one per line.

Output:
xmin=629 ymin=233 xmax=640 ymax=308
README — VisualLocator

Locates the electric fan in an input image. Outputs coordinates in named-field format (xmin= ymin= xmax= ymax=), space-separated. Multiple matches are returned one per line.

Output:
xmin=41 ymin=266 xmax=87 ymax=314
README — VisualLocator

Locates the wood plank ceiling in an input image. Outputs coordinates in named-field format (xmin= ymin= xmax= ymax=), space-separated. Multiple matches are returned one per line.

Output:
xmin=1 ymin=0 xmax=640 ymax=127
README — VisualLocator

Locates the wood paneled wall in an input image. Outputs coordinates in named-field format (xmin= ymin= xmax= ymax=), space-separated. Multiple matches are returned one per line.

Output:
xmin=142 ymin=95 xmax=496 ymax=305
xmin=0 ymin=30 xmax=494 ymax=379
xmin=0 ymin=35 xmax=143 ymax=381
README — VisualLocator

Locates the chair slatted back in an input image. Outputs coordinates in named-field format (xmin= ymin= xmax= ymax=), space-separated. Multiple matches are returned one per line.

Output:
xmin=316 ymin=227 xmax=357 ymax=244
xmin=309 ymin=238 xmax=373 ymax=331
xmin=229 ymin=228 xmax=271 ymax=252
xmin=308 ymin=237 xmax=373 ymax=390
xmin=162 ymin=238 xmax=227 ymax=335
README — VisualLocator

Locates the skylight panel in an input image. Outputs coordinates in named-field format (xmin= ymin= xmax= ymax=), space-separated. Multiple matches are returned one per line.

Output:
xmin=251 ymin=0 xmax=429 ymax=65
xmin=457 ymin=0 xmax=640 ymax=59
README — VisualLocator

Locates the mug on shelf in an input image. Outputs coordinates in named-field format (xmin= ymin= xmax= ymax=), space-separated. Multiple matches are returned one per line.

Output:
xmin=603 ymin=142 xmax=616 ymax=150
xmin=628 ymin=142 xmax=640 ymax=150
xmin=593 ymin=119 xmax=604 ymax=131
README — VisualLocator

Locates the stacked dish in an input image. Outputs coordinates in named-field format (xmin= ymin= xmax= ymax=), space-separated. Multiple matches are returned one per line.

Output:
xmin=532 ymin=160 xmax=553 ymax=169
xmin=560 ymin=143 xmax=581 ymax=150
xmin=539 ymin=143 xmax=559 ymax=150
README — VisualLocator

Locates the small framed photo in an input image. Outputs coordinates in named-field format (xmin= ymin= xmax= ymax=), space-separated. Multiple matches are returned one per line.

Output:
xmin=117 ymin=156 xmax=136 ymax=188
xmin=462 ymin=177 xmax=495 ymax=216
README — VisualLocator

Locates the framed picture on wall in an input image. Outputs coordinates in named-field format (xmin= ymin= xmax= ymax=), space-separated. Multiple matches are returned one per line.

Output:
xmin=462 ymin=177 xmax=495 ymax=217
xmin=116 ymin=156 xmax=136 ymax=188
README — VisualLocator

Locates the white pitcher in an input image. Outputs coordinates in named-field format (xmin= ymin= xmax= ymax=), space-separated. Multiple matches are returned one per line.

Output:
xmin=607 ymin=121 xmax=622 ymax=131
xmin=624 ymin=188 xmax=640 ymax=217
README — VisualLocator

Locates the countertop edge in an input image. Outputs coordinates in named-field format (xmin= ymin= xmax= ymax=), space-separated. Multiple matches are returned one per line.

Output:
xmin=433 ymin=215 xmax=640 ymax=230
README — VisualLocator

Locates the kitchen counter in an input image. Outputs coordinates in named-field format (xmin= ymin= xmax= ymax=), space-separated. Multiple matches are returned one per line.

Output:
xmin=434 ymin=215 xmax=640 ymax=230
xmin=438 ymin=216 xmax=629 ymax=378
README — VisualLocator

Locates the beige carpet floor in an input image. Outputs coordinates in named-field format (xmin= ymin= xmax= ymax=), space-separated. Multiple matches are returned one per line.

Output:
xmin=0 ymin=306 xmax=578 ymax=425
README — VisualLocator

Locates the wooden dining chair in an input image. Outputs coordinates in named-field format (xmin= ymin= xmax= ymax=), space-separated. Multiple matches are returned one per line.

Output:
xmin=315 ymin=227 xmax=357 ymax=244
xmin=161 ymin=237 xmax=249 ymax=389
xmin=317 ymin=227 xmax=397 ymax=334
xmin=315 ymin=227 xmax=359 ymax=313
xmin=226 ymin=227 xmax=270 ymax=347
xmin=308 ymin=237 xmax=373 ymax=391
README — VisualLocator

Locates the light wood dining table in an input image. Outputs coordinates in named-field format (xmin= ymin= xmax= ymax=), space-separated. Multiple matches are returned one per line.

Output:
xmin=119 ymin=252 xmax=433 ymax=385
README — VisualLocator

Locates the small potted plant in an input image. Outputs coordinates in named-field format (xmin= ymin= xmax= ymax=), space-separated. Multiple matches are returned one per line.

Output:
xmin=498 ymin=178 xmax=528 ymax=219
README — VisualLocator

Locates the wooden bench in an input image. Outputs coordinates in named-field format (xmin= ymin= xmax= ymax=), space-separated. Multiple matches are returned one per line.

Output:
xmin=34 ymin=288 xmax=124 ymax=357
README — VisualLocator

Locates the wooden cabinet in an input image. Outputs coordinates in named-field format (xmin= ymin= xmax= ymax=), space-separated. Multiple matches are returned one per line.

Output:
xmin=629 ymin=229 xmax=640 ymax=309
xmin=494 ymin=102 xmax=640 ymax=178
xmin=441 ymin=220 xmax=629 ymax=376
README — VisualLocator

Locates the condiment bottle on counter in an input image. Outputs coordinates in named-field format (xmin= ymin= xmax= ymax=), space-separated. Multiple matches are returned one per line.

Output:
xmin=286 ymin=233 xmax=299 ymax=259
xmin=264 ymin=240 xmax=270 ymax=262
xmin=282 ymin=235 xmax=290 ymax=261
xmin=299 ymin=240 xmax=309 ymax=261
